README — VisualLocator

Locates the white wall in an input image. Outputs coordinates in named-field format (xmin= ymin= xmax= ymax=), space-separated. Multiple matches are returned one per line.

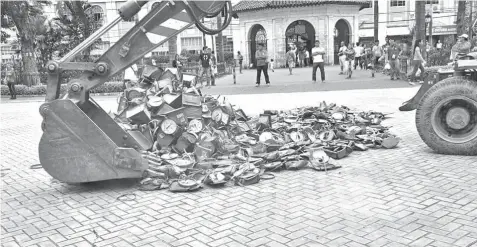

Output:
xmin=358 ymin=0 xmax=458 ymax=46
xmin=237 ymin=4 xmax=361 ymax=67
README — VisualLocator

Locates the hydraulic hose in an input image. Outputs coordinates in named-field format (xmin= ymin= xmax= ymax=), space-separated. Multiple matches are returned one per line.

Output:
xmin=183 ymin=0 xmax=233 ymax=36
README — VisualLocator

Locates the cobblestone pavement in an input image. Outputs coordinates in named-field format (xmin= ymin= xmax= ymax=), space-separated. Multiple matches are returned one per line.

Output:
xmin=1 ymin=66 xmax=416 ymax=101
xmin=1 ymin=88 xmax=477 ymax=247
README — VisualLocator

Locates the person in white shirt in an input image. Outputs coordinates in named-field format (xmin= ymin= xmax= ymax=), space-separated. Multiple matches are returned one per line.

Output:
xmin=436 ymin=40 xmax=442 ymax=50
xmin=338 ymin=41 xmax=347 ymax=75
xmin=354 ymin=42 xmax=364 ymax=70
xmin=311 ymin=40 xmax=326 ymax=83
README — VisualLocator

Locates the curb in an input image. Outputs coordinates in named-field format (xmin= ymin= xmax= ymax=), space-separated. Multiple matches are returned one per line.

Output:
xmin=1 ymin=92 xmax=121 ymax=98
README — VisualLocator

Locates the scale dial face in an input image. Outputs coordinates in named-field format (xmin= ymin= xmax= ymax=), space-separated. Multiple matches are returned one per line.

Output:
xmin=188 ymin=119 xmax=203 ymax=133
xmin=161 ymin=119 xmax=178 ymax=135
xmin=212 ymin=108 xmax=223 ymax=122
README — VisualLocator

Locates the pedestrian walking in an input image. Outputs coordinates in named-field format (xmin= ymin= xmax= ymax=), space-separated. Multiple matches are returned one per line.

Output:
xmin=409 ymin=39 xmax=426 ymax=85
xmin=398 ymin=42 xmax=411 ymax=80
xmin=371 ymin=40 xmax=383 ymax=78
xmin=5 ymin=63 xmax=16 ymax=99
xmin=269 ymin=59 xmax=275 ymax=72
xmin=388 ymin=40 xmax=401 ymax=80
xmin=255 ymin=43 xmax=270 ymax=87
xmin=311 ymin=40 xmax=326 ymax=83
xmin=344 ymin=43 xmax=355 ymax=79
xmin=286 ymin=45 xmax=296 ymax=75
xmin=305 ymin=49 xmax=310 ymax=67
xmin=382 ymin=38 xmax=390 ymax=75
xmin=237 ymin=51 xmax=243 ymax=73
xmin=297 ymin=49 xmax=305 ymax=68
xmin=199 ymin=47 xmax=212 ymax=88
xmin=354 ymin=42 xmax=364 ymax=70
xmin=338 ymin=41 xmax=347 ymax=75
xmin=363 ymin=44 xmax=371 ymax=70
xmin=210 ymin=50 xmax=217 ymax=86
xmin=173 ymin=53 xmax=186 ymax=82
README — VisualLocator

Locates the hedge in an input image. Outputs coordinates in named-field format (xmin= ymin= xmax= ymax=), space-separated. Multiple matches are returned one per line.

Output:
xmin=1 ymin=81 xmax=126 ymax=96
xmin=2 ymin=66 xmax=234 ymax=96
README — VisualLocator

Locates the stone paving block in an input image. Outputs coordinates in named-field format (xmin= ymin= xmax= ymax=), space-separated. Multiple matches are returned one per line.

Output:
xmin=454 ymin=236 xmax=477 ymax=247
xmin=410 ymin=237 xmax=435 ymax=247
xmin=2 ymin=91 xmax=477 ymax=247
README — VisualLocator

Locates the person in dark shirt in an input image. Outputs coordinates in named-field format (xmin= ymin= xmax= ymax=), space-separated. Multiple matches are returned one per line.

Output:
xmin=199 ymin=47 xmax=212 ymax=88
xmin=237 ymin=51 xmax=243 ymax=73
xmin=388 ymin=40 xmax=401 ymax=80
xmin=344 ymin=43 xmax=355 ymax=79
xmin=210 ymin=50 xmax=217 ymax=86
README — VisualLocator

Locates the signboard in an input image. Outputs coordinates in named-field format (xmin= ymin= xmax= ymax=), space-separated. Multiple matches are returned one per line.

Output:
xmin=432 ymin=25 xmax=457 ymax=35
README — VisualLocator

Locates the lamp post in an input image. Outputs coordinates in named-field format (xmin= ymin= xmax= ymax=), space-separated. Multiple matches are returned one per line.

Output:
xmin=425 ymin=13 xmax=432 ymax=45
xmin=425 ymin=13 xmax=432 ymax=62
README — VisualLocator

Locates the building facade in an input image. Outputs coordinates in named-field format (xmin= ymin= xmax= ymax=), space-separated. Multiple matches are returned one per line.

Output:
xmin=232 ymin=1 xmax=370 ymax=67
xmin=40 ymin=0 xmax=237 ymax=58
xmin=358 ymin=0 xmax=464 ymax=46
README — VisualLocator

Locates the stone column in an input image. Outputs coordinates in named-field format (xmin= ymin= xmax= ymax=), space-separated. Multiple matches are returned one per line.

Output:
xmin=275 ymin=18 xmax=285 ymax=67
xmin=266 ymin=20 xmax=274 ymax=64
xmin=353 ymin=15 xmax=359 ymax=44
xmin=241 ymin=23 xmax=249 ymax=67
xmin=315 ymin=17 xmax=324 ymax=65
xmin=325 ymin=16 xmax=332 ymax=65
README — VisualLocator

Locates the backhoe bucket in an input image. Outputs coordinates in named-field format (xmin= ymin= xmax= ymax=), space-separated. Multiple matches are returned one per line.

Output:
xmin=39 ymin=99 xmax=149 ymax=183
xmin=399 ymin=72 xmax=435 ymax=111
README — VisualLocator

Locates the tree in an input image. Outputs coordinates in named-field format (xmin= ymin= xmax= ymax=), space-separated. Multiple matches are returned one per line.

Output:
xmin=456 ymin=0 xmax=466 ymax=36
xmin=36 ymin=1 xmax=103 ymax=66
xmin=216 ymin=15 xmax=224 ymax=63
xmin=413 ymin=1 xmax=426 ymax=59
xmin=168 ymin=36 xmax=178 ymax=64
xmin=1 ymin=1 xmax=49 ymax=86
xmin=1 ymin=30 xmax=10 ymax=43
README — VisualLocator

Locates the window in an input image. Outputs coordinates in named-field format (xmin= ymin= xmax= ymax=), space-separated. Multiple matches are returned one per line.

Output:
xmin=390 ymin=0 xmax=405 ymax=7
xmin=181 ymin=37 xmax=202 ymax=48
xmin=425 ymin=0 xmax=439 ymax=4
xmin=86 ymin=5 xmax=104 ymax=25
xmin=152 ymin=51 xmax=167 ymax=56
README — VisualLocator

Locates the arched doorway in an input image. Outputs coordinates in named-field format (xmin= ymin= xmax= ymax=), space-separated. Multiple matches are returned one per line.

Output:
xmin=333 ymin=19 xmax=351 ymax=65
xmin=285 ymin=20 xmax=315 ymax=66
xmin=249 ymin=24 xmax=267 ymax=68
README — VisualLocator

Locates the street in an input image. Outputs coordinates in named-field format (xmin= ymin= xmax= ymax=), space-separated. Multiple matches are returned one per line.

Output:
xmin=1 ymin=71 xmax=477 ymax=247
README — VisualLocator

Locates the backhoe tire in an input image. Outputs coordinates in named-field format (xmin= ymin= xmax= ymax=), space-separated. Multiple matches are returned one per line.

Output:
xmin=416 ymin=77 xmax=477 ymax=156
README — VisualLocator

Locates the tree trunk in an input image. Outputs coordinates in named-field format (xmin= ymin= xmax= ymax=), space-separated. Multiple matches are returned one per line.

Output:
xmin=374 ymin=0 xmax=378 ymax=41
xmin=168 ymin=35 xmax=178 ymax=65
xmin=20 ymin=37 xmax=40 ymax=86
xmin=457 ymin=0 xmax=466 ymax=36
xmin=414 ymin=1 xmax=426 ymax=59
xmin=217 ymin=15 xmax=224 ymax=63
xmin=9 ymin=4 xmax=41 ymax=86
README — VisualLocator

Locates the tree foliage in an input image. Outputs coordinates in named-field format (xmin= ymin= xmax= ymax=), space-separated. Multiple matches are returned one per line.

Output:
xmin=36 ymin=1 xmax=103 ymax=68
xmin=1 ymin=0 xmax=50 ymax=86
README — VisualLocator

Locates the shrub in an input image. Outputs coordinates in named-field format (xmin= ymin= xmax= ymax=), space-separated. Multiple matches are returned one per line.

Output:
xmin=188 ymin=54 xmax=200 ymax=62
xmin=1 ymin=81 xmax=125 ymax=96
xmin=152 ymin=55 xmax=170 ymax=64
xmin=427 ymin=48 xmax=451 ymax=66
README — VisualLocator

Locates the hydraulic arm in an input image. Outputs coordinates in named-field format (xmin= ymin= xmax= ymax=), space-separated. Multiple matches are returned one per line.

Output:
xmin=38 ymin=0 xmax=232 ymax=183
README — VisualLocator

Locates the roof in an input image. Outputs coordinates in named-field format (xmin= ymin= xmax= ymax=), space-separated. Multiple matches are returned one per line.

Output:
xmin=233 ymin=0 xmax=371 ymax=13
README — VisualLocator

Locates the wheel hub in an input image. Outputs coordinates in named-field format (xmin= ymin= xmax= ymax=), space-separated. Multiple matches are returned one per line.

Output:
xmin=431 ymin=96 xmax=477 ymax=144
xmin=445 ymin=107 xmax=470 ymax=130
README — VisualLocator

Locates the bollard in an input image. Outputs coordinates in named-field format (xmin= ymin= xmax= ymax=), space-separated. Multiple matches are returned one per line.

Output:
xmin=232 ymin=65 xmax=236 ymax=84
